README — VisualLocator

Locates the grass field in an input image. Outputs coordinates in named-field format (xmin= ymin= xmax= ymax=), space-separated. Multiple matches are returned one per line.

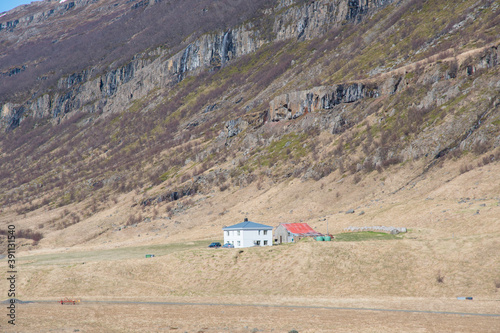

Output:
xmin=17 ymin=240 xmax=214 ymax=266
xmin=1 ymin=134 xmax=499 ymax=332
xmin=5 ymin=297 xmax=500 ymax=332
xmin=332 ymin=231 xmax=402 ymax=241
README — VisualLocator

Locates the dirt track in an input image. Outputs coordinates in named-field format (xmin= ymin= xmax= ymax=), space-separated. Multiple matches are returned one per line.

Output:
xmin=6 ymin=298 xmax=500 ymax=332
xmin=28 ymin=299 xmax=500 ymax=317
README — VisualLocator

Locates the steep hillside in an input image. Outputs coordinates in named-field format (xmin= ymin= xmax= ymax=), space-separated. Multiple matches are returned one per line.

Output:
xmin=0 ymin=0 xmax=499 ymax=307
xmin=0 ymin=0 xmax=273 ymax=103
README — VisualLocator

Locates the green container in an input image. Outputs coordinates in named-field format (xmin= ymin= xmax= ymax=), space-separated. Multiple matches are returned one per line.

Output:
xmin=323 ymin=236 xmax=331 ymax=241
xmin=316 ymin=236 xmax=324 ymax=241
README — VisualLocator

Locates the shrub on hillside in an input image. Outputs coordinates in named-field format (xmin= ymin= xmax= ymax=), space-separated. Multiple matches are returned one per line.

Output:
xmin=0 ymin=229 xmax=44 ymax=242
xmin=436 ymin=270 xmax=445 ymax=283
xmin=126 ymin=213 xmax=143 ymax=226
xmin=459 ymin=164 xmax=473 ymax=174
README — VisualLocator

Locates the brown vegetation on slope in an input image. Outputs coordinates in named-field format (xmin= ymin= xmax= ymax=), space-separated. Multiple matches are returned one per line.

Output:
xmin=0 ymin=5 xmax=499 ymax=329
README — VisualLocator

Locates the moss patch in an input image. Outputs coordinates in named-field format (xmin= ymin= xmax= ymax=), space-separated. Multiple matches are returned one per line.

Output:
xmin=333 ymin=231 xmax=402 ymax=242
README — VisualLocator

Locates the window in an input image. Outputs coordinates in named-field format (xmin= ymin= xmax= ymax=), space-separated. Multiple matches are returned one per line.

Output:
xmin=263 ymin=230 xmax=268 ymax=235
xmin=258 ymin=230 xmax=261 ymax=235
xmin=255 ymin=240 xmax=261 ymax=246
xmin=237 ymin=230 xmax=240 ymax=236
xmin=226 ymin=231 xmax=229 ymax=236
xmin=237 ymin=241 xmax=240 ymax=246
xmin=263 ymin=240 xmax=268 ymax=245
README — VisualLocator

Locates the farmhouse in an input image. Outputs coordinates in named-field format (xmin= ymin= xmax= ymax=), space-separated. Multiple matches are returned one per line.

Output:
xmin=223 ymin=218 xmax=273 ymax=248
xmin=274 ymin=223 xmax=322 ymax=244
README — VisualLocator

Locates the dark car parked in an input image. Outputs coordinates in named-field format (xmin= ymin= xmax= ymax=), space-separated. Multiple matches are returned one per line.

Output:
xmin=208 ymin=242 xmax=221 ymax=248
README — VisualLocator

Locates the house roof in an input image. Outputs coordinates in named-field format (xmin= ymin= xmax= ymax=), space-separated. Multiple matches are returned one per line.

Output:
xmin=280 ymin=223 xmax=322 ymax=236
xmin=223 ymin=221 xmax=273 ymax=230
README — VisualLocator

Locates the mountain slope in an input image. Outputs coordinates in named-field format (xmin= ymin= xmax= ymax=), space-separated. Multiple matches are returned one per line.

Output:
xmin=0 ymin=0 xmax=499 ymax=305
xmin=0 ymin=0 xmax=273 ymax=102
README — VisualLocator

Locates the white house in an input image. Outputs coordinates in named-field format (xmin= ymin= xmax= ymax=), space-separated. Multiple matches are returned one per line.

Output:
xmin=223 ymin=218 xmax=273 ymax=248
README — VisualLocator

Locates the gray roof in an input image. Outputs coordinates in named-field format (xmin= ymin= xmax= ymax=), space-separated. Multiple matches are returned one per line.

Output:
xmin=223 ymin=221 xmax=273 ymax=230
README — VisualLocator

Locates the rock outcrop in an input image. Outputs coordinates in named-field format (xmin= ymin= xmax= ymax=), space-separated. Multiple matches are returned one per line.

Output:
xmin=268 ymin=43 xmax=500 ymax=126
xmin=273 ymin=0 xmax=394 ymax=41
xmin=223 ymin=111 xmax=268 ymax=139
xmin=0 ymin=25 xmax=262 ymax=129
xmin=269 ymin=83 xmax=379 ymax=121
xmin=0 ymin=0 xmax=395 ymax=131
xmin=0 ymin=0 xmax=98 ymax=35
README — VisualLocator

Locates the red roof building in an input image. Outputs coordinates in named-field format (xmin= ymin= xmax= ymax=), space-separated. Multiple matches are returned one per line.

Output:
xmin=274 ymin=223 xmax=323 ymax=244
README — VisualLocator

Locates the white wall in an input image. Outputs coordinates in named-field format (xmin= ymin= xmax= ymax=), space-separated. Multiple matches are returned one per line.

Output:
xmin=224 ymin=229 xmax=273 ymax=248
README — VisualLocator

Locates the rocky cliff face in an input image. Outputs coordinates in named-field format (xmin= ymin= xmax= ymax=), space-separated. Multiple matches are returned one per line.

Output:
xmin=0 ymin=0 xmax=394 ymax=131
xmin=0 ymin=25 xmax=263 ymax=130
xmin=0 ymin=1 xmax=75 ymax=32
xmin=171 ymin=28 xmax=263 ymax=82
xmin=270 ymin=44 xmax=499 ymax=121
xmin=266 ymin=43 xmax=500 ymax=163
xmin=1 ymin=0 xmax=500 ymax=251
xmin=273 ymin=0 xmax=393 ymax=41
xmin=269 ymin=83 xmax=379 ymax=122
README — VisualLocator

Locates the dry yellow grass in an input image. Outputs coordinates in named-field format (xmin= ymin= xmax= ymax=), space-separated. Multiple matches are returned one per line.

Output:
xmin=9 ymin=236 xmax=500 ymax=300
xmin=0 ymin=153 xmax=499 ymax=331
xmin=5 ymin=300 xmax=500 ymax=333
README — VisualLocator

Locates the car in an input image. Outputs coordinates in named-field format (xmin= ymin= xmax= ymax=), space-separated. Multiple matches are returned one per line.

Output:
xmin=222 ymin=243 xmax=234 ymax=248
xmin=208 ymin=242 xmax=221 ymax=248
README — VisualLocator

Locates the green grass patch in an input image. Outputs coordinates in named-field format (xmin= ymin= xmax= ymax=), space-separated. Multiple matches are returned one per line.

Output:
xmin=160 ymin=165 xmax=181 ymax=182
xmin=333 ymin=231 xmax=402 ymax=242
xmin=258 ymin=132 xmax=309 ymax=166
xmin=128 ymin=97 xmax=146 ymax=113
xmin=404 ymin=72 xmax=415 ymax=80
xmin=18 ymin=240 xmax=213 ymax=266
xmin=441 ymin=93 xmax=467 ymax=113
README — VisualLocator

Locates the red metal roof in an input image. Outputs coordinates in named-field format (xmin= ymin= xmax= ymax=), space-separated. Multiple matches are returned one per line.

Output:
xmin=281 ymin=223 xmax=322 ymax=236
